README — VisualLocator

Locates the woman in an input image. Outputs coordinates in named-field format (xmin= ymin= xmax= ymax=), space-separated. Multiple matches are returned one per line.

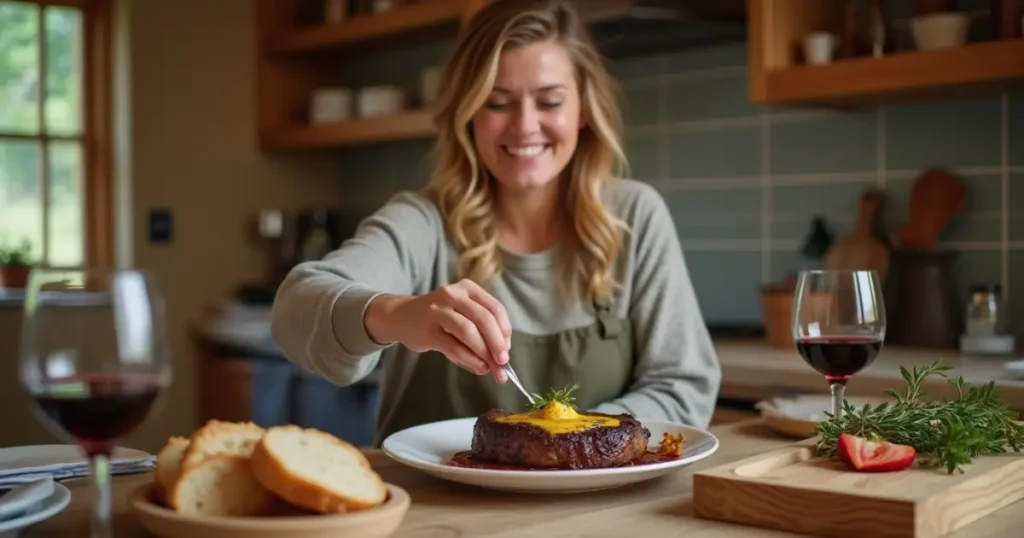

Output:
xmin=271 ymin=0 xmax=721 ymax=445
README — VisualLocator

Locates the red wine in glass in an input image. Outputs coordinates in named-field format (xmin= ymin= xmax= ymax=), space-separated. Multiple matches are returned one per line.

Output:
xmin=31 ymin=374 xmax=162 ymax=458
xmin=791 ymin=270 xmax=886 ymax=419
xmin=20 ymin=268 xmax=171 ymax=538
xmin=795 ymin=336 xmax=883 ymax=385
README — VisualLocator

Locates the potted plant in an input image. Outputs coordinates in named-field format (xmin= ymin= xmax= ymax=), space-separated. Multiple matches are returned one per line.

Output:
xmin=0 ymin=238 xmax=34 ymax=290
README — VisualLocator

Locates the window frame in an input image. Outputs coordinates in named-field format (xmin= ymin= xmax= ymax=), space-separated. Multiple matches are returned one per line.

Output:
xmin=0 ymin=0 xmax=113 ymax=268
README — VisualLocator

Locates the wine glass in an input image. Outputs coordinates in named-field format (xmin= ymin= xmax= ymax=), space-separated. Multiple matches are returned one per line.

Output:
xmin=19 ymin=268 xmax=172 ymax=538
xmin=791 ymin=269 xmax=886 ymax=419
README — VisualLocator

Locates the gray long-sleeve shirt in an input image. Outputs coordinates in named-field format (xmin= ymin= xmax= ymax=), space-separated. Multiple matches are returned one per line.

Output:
xmin=270 ymin=178 xmax=722 ymax=442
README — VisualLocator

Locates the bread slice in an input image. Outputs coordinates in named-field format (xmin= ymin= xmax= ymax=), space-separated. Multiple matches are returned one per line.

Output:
xmin=170 ymin=455 xmax=279 ymax=517
xmin=181 ymin=420 xmax=265 ymax=469
xmin=249 ymin=425 xmax=387 ymax=513
xmin=154 ymin=436 xmax=189 ymax=504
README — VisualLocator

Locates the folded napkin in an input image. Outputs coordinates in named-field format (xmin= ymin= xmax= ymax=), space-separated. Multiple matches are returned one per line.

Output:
xmin=0 ymin=446 xmax=155 ymax=489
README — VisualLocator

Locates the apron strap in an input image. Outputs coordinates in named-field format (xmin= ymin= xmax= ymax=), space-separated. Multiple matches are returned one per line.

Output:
xmin=593 ymin=295 xmax=622 ymax=339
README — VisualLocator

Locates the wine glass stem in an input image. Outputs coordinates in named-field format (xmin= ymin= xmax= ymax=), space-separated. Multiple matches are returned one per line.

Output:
xmin=830 ymin=382 xmax=845 ymax=419
xmin=90 ymin=453 xmax=112 ymax=538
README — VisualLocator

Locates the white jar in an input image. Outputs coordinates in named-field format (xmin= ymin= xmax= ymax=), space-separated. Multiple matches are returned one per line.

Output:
xmin=964 ymin=283 xmax=1003 ymax=336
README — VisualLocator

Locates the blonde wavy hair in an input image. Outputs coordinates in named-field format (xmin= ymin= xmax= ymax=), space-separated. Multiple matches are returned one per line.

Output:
xmin=426 ymin=0 xmax=630 ymax=306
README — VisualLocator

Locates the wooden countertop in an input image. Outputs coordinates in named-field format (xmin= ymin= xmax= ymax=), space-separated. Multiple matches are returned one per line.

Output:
xmin=24 ymin=419 xmax=1024 ymax=537
xmin=715 ymin=338 xmax=1024 ymax=409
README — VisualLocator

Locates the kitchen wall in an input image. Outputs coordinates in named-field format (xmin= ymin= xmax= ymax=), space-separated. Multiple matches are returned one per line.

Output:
xmin=330 ymin=11 xmax=1024 ymax=343
xmin=0 ymin=0 xmax=345 ymax=452
xmin=606 ymin=42 xmax=1023 ymax=337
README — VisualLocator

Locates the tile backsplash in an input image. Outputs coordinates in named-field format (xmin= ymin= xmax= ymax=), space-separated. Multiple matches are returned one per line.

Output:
xmin=610 ymin=43 xmax=1023 ymax=335
xmin=333 ymin=31 xmax=1023 ymax=343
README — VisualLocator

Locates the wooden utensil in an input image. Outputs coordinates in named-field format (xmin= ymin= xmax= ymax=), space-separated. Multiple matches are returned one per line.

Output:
xmin=898 ymin=168 xmax=967 ymax=249
xmin=693 ymin=439 xmax=1024 ymax=538
xmin=823 ymin=188 xmax=890 ymax=281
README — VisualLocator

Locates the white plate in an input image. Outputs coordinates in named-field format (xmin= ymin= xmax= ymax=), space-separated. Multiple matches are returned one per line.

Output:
xmin=1004 ymin=359 xmax=1024 ymax=379
xmin=0 ymin=445 xmax=152 ymax=476
xmin=381 ymin=418 xmax=719 ymax=494
xmin=758 ymin=394 xmax=892 ymax=422
xmin=0 ymin=478 xmax=55 ymax=521
xmin=0 ymin=482 xmax=71 ymax=537
xmin=756 ymin=394 xmax=892 ymax=438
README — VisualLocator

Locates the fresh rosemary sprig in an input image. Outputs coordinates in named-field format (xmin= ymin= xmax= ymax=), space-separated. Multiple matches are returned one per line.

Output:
xmin=814 ymin=361 xmax=1024 ymax=474
xmin=527 ymin=383 xmax=580 ymax=412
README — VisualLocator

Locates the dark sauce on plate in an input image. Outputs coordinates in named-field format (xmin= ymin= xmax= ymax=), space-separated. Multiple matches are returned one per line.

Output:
xmin=447 ymin=450 xmax=680 ymax=471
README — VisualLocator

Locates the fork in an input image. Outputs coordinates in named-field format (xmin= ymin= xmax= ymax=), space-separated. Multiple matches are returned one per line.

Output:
xmin=502 ymin=363 xmax=535 ymax=406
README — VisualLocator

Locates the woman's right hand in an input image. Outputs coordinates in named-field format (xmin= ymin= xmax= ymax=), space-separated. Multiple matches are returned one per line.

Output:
xmin=364 ymin=279 xmax=512 ymax=382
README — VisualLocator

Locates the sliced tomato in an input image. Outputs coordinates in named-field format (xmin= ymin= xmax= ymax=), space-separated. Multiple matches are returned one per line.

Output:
xmin=836 ymin=433 xmax=916 ymax=472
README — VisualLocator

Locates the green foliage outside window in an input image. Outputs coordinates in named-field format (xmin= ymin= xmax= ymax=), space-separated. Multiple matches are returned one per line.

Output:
xmin=1 ymin=1 xmax=86 ymax=267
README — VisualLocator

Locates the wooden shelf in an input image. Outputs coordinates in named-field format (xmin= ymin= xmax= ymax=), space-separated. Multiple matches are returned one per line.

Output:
xmin=746 ymin=0 xmax=1024 ymax=108
xmin=255 ymin=0 xmax=491 ymax=151
xmin=270 ymin=1 xmax=467 ymax=54
xmin=758 ymin=39 xmax=1024 ymax=107
xmin=262 ymin=109 xmax=436 ymax=150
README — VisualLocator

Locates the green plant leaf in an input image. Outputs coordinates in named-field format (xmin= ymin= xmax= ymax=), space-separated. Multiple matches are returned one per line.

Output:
xmin=813 ymin=360 xmax=1024 ymax=474
xmin=527 ymin=383 xmax=580 ymax=412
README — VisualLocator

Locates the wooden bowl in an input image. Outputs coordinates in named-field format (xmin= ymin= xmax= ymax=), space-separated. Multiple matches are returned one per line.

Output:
xmin=129 ymin=482 xmax=410 ymax=538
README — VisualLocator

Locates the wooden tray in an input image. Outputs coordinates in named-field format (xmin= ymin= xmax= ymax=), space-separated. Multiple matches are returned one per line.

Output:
xmin=692 ymin=439 xmax=1024 ymax=538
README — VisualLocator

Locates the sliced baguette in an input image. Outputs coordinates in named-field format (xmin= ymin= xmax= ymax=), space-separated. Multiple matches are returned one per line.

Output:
xmin=181 ymin=420 xmax=265 ymax=469
xmin=170 ymin=455 xmax=279 ymax=517
xmin=250 ymin=425 xmax=386 ymax=513
xmin=154 ymin=436 xmax=189 ymax=504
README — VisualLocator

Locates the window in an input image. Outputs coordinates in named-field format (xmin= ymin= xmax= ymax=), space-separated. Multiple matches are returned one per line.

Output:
xmin=0 ymin=0 xmax=111 ymax=268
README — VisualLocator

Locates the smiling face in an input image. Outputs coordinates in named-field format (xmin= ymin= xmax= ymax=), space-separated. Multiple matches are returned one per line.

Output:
xmin=472 ymin=39 xmax=583 ymax=193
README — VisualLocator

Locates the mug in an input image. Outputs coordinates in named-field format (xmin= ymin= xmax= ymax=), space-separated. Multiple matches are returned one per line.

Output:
xmin=803 ymin=32 xmax=838 ymax=66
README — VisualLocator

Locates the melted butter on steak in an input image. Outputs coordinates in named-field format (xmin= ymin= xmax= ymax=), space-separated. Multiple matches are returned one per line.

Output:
xmin=493 ymin=400 xmax=620 ymax=434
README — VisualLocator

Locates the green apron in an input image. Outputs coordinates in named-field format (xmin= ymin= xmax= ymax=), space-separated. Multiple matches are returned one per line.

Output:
xmin=378 ymin=296 xmax=635 ymax=442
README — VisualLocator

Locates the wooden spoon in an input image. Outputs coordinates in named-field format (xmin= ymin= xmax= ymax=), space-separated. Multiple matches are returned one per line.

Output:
xmin=824 ymin=188 xmax=890 ymax=281
xmin=898 ymin=168 xmax=966 ymax=249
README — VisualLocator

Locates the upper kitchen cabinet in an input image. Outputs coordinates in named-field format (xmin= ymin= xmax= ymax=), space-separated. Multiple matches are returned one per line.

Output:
xmin=747 ymin=0 xmax=1024 ymax=107
xmin=255 ymin=0 xmax=747 ymax=151
xmin=255 ymin=0 xmax=491 ymax=151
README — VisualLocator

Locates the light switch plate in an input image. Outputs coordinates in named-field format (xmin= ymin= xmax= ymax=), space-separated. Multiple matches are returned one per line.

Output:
xmin=148 ymin=208 xmax=173 ymax=244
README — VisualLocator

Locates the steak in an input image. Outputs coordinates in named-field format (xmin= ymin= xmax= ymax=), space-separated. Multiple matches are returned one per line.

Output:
xmin=469 ymin=408 xmax=651 ymax=470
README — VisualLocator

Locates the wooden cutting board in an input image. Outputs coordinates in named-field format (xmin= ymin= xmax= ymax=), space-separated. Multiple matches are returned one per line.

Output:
xmin=692 ymin=439 xmax=1024 ymax=538
xmin=824 ymin=187 xmax=890 ymax=281
xmin=898 ymin=168 xmax=967 ymax=249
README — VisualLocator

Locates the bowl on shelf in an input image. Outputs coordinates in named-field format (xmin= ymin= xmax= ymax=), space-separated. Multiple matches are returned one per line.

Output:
xmin=911 ymin=11 xmax=970 ymax=51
